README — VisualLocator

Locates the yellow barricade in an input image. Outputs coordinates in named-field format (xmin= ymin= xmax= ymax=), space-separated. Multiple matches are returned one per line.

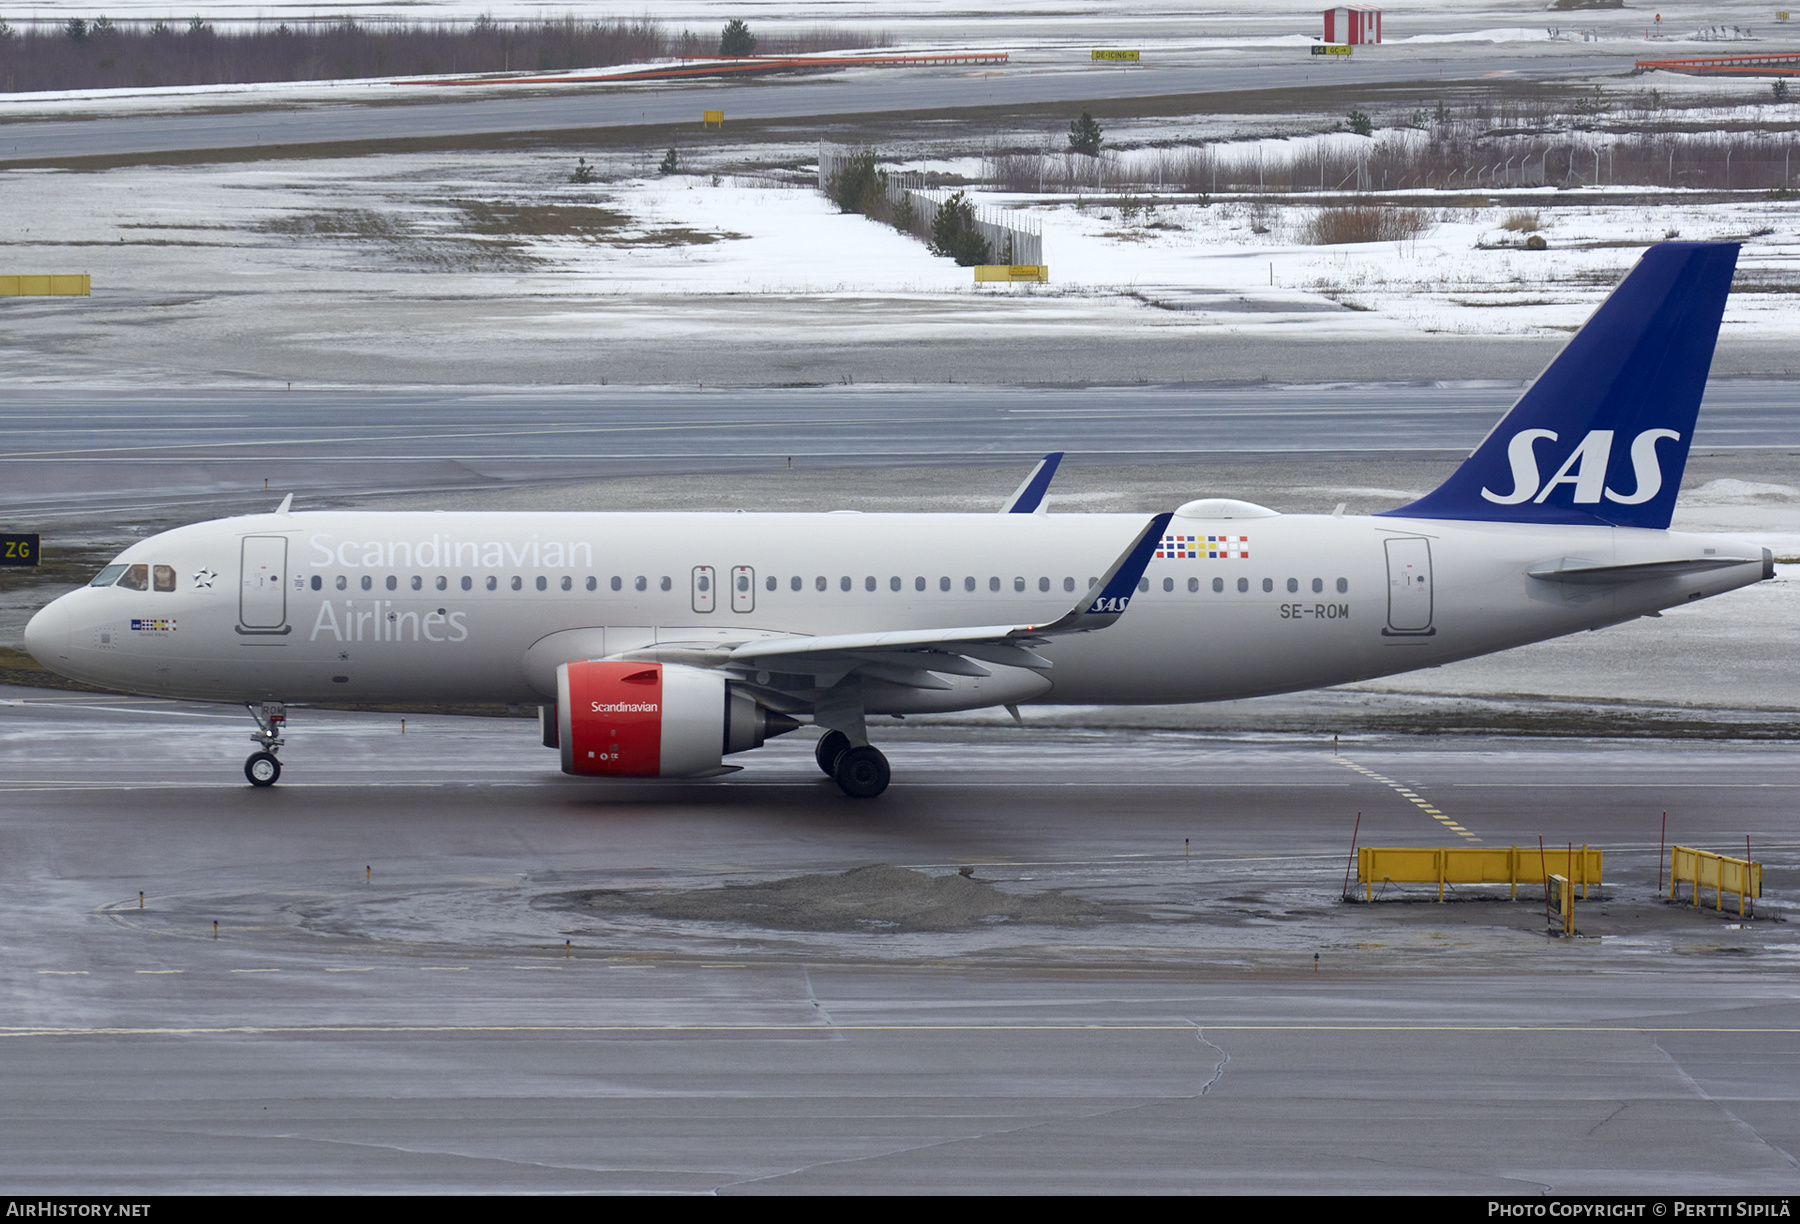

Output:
xmin=1358 ymin=845 xmax=1601 ymax=902
xmin=702 ymin=110 xmax=724 ymax=128
xmin=1669 ymin=846 xmax=1761 ymax=915
xmin=974 ymin=265 xmax=1048 ymax=283
xmin=1092 ymin=49 xmax=1140 ymax=61
xmin=0 ymin=274 xmax=90 ymax=296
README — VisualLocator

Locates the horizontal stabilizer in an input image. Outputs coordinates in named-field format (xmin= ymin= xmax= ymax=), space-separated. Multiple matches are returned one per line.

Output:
xmin=1526 ymin=555 xmax=1762 ymax=585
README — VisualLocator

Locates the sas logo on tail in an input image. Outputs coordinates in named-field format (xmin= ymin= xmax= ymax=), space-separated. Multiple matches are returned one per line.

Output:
xmin=1481 ymin=428 xmax=1680 ymax=506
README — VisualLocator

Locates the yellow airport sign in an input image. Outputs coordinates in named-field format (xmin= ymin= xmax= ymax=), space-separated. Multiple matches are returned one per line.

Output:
xmin=1311 ymin=44 xmax=1354 ymax=56
xmin=0 ymin=274 xmax=90 ymax=296
xmin=702 ymin=110 xmax=724 ymax=128
xmin=1092 ymin=49 xmax=1140 ymax=61
xmin=975 ymin=265 xmax=1049 ymax=283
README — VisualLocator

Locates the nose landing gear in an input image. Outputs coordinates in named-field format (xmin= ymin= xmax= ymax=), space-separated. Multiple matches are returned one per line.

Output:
xmin=244 ymin=702 xmax=286 ymax=787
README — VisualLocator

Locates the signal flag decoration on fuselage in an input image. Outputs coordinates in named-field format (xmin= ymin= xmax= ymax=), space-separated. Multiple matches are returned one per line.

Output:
xmin=1158 ymin=534 xmax=1249 ymax=559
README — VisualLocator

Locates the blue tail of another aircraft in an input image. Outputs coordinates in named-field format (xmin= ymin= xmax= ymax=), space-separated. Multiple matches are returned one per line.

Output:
xmin=1382 ymin=242 xmax=1739 ymax=530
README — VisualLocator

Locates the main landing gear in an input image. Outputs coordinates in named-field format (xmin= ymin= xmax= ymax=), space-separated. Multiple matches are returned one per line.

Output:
xmin=244 ymin=702 xmax=286 ymax=787
xmin=814 ymin=729 xmax=890 ymax=799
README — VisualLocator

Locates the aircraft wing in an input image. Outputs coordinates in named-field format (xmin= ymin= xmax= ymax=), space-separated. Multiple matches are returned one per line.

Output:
xmin=998 ymin=452 xmax=1064 ymax=514
xmin=712 ymin=512 xmax=1173 ymax=688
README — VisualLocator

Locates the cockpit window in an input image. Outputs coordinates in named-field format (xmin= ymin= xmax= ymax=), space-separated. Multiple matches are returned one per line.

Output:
xmin=116 ymin=564 xmax=150 ymax=591
xmin=89 ymin=564 xmax=127 ymax=587
xmin=153 ymin=564 xmax=177 ymax=592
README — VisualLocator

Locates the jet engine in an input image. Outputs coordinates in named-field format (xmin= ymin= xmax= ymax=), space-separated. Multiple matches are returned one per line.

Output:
xmin=555 ymin=660 xmax=798 ymax=778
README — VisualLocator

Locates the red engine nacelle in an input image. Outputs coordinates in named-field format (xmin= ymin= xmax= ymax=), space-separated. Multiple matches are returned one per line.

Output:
xmin=555 ymin=660 xmax=797 ymax=777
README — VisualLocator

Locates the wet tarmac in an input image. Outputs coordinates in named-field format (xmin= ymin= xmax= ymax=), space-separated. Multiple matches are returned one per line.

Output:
xmin=2 ymin=690 xmax=1797 ymax=1193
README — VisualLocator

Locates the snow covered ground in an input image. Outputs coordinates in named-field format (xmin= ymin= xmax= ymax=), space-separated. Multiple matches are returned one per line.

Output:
xmin=0 ymin=0 xmax=1788 ymax=121
xmin=0 ymin=0 xmax=1787 ymax=37
xmin=6 ymin=143 xmax=1798 ymax=381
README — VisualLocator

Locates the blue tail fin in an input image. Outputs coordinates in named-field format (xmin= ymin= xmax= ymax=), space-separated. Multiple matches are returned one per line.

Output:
xmin=1381 ymin=242 xmax=1738 ymax=530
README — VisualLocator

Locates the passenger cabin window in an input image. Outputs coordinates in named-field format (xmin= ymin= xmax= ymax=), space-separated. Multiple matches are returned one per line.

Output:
xmin=766 ymin=575 xmax=777 ymax=592
xmin=462 ymin=577 xmax=474 ymax=591
xmin=1188 ymin=577 xmax=1199 ymax=593
xmin=1137 ymin=578 xmax=1149 ymax=593
xmin=815 ymin=576 xmax=827 ymax=592
xmin=989 ymin=577 xmax=1000 ymax=592
xmin=1162 ymin=577 xmax=1174 ymax=592
xmin=1337 ymin=578 xmax=1349 ymax=594
xmin=1213 ymin=578 xmax=1224 ymax=593
xmin=840 ymin=576 xmax=852 ymax=592
xmin=940 ymin=577 xmax=951 ymax=592
xmin=411 ymin=576 xmax=423 ymax=591
xmin=963 ymin=577 xmax=975 ymax=592
xmin=1262 ymin=578 xmax=1274 ymax=593
xmin=864 ymin=576 xmax=876 ymax=592
xmin=659 ymin=576 xmax=672 ymax=592
xmin=635 ymin=576 xmax=647 ymax=592
xmin=915 ymin=576 xmax=926 ymax=592
xmin=116 ymin=564 xmax=150 ymax=591
xmin=561 ymin=576 xmax=573 ymax=592
xmin=89 ymin=564 xmax=128 ymax=587
xmin=386 ymin=576 xmax=397 ymax=591
xmin=486 ymin=576 xmax=497 ymax=592
xmin=310 ymin=575 xmax=322 ymax=591
xmin=361 ymin=576 xmax=372 ymax=591
xmin=512 ymin=577 xmax=523 ymax=592
xmin=1064 ymin=577 xmax=1075 ymax=592
xmin=1312 ymin=578 xmax=1324 ymax=594
xmin=536 ymin=576 xmax=548 ymax=592
xmin=1038 ymin=577 xmax=1050 ymax=593
xmin=585 ymin=577 xmax=597 ymax=592
xmin=153 ymin=565 xmax=176 ymax=592
xmin=436 ymin=576 xmax=448 ymax=592
xmin=335 ymin=575 xmax=347 ymax=591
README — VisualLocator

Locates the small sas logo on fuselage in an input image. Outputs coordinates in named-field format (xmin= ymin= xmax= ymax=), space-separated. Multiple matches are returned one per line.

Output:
xmin=130 ymin=618 xmax=177 ymax=632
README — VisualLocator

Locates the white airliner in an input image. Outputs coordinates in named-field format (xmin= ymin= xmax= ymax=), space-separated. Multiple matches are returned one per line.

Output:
xmin=23 ymin=243 xmax=1772 ymax=797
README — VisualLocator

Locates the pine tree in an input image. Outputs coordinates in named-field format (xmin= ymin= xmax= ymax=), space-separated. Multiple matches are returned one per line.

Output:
xmin=719 ymin=19 xmax=754 ymax=57
xmin=1068 ymin=111 xmax=1102 ymax=157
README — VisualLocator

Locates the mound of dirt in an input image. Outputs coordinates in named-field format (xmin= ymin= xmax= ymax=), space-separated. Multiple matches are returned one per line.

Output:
xmin=565 ymin=865 xmax=1107 ymax=933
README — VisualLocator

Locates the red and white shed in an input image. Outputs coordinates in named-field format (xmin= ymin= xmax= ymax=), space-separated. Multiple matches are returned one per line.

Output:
xmin=1323 ymin=6 xmax=1381 ymax=45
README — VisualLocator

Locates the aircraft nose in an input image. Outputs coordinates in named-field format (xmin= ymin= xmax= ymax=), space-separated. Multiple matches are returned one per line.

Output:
xmin=23 ymin=596 xmax=71 ymax=664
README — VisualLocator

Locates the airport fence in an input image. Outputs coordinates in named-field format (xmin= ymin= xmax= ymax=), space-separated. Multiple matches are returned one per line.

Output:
xmin=980 ymin=130 xmax=1800 ymax=196
xmin=819 ymin=142 xmax=1043 ymax=267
